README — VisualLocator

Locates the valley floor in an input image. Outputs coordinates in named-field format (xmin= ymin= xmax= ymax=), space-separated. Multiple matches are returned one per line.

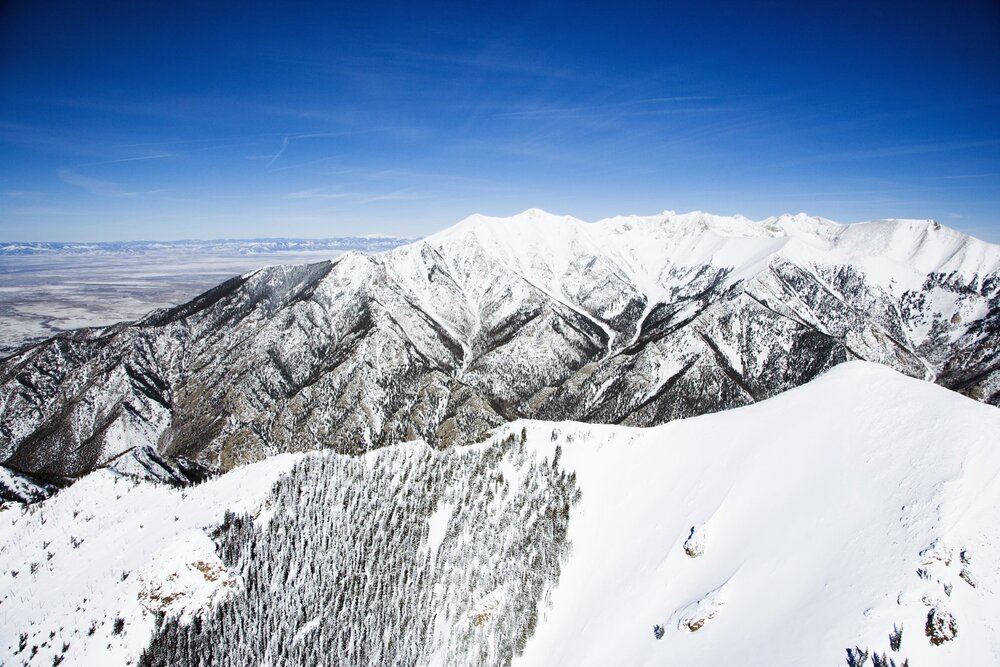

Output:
xmin=0 ymin=251 xmax=345 ymax=353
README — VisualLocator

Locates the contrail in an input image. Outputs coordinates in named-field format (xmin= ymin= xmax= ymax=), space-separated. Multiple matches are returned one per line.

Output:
xmin=267 ymin=136 xmax=290 ymax=167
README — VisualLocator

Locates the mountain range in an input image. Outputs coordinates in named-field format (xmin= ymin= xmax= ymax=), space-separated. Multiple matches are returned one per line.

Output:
xmin=2 ymin=209 xmax=998 ymax=497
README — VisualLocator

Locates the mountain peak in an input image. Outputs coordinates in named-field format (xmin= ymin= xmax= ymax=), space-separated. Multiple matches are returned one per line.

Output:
xmin=518 ymin=207 xmax=557 ymax=219
xmin=476 ymin=208 xmax=575 ymax=223
xmin=427 ymin=208 xmax=586 ymax=245
xmin=416 ymin=208 xmax=999 ymax=282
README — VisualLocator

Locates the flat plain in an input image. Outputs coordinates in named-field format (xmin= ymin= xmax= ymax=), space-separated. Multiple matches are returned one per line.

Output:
xmin=0 ymin=251 xmax=340 ymax=354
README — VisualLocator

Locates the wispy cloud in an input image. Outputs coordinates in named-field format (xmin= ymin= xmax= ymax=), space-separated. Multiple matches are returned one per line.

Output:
xmin=282 ymin=186 xmax=426 ymax=203
xmin=116 ymin=133 xmax=287 ymax=150
xmin=359 ymin=189 xmax=426 ymax=203
xmin=263 ymin=44 xmax=590 ymax=86
xmin=775 ymin=139 xmax=1000 ymax=167
xmin=283 ymin=186 xmax=357 ymax=200
xmin=57 ymin=168 xmax=162 ymax=198
xmin=922 ymin=172 xmax=1000 ymax=180
xmin=11 ymin=206 xmax=89 ymax=216
xmin=492 ymin=97 xmax=717 ymax=122
xmin=781 ymin=184 xmax=943 ymax=199
xmin=77 ymin=153 xmax=174 ymax=167
xmin=267 ymin=155 xmax=342 ymax=172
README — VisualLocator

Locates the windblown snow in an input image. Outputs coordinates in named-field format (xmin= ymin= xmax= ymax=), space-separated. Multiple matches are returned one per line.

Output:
xmin=2 ymin=362 xmax=997 ymax=666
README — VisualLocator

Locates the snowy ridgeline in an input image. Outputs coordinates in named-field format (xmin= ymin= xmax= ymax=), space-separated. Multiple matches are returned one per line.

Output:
xmin=2 ymin=362 xmax=1000 ymax=666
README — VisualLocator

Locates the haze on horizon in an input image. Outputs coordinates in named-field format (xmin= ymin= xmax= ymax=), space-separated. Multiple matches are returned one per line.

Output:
xmin=1 ymin=0 xmax=999 ymax=243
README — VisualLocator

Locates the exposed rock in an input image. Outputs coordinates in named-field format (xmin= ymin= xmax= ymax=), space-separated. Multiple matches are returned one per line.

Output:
xmin=683 ymin=524 xmax=706 ymax=558
xmin=919 ymin=538 xmax=954 ymax=566
xmin=671 ymin=584 xmax=725 ymax=633
xmin=959 ymin=567 xmax=978 ymax=588
xmin=925 ymin=607 xmax=958 ymax=645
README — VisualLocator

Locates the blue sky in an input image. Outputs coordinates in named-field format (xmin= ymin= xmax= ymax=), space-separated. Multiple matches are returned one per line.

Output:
xmin=1 ymin=0 xmax=999 ymax=242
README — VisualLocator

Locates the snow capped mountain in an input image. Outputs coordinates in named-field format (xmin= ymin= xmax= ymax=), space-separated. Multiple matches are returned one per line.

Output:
xmin=3 ymin=363 xmax=998 ymax=665
xmin=1 ymin=209 xmax=998 ymax=490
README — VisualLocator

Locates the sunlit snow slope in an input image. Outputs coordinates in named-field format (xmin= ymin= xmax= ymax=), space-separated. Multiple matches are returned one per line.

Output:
xmin=1 ymin=362 xmax=997 ymax=666
xmin=518 ymin=362 xmax=1000 ymax=666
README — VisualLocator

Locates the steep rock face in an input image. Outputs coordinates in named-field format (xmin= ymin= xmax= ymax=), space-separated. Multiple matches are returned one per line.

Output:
xmin=2 ymin=210 xmax=999 ymax=483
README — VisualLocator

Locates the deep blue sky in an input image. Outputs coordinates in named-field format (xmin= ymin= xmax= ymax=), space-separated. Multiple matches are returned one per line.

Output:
xmin=1 ymin=0 xmax=998 ymax=241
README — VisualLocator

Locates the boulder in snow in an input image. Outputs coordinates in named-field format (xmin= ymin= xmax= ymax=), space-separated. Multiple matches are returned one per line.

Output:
xmin=925 ymin=607 xmax=958 ymax=645
xmin=683 ymin=524 xmax=706 ymax=558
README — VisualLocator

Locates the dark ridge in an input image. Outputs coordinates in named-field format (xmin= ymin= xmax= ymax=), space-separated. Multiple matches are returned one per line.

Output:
xmin=697 ymin=332 xmax=758 ymax=401
xmin=606 ymin=356 xmax=700 ymax=424
xmin=140 ymin=273 xmax=252 ymax=327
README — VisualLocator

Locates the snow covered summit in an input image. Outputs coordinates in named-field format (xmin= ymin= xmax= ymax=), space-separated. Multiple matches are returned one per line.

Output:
xmin=426 ymin=207 xmax=999 ymax=283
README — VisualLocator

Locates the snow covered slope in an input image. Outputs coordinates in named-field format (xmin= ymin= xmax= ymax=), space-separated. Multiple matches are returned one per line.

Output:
xmin=519 ymin=362 xmax=1000 ymax=666
xmin=0 ymin=453 xmax=303 ymax=666
xmin=2 ymin=363 xmax=998 ymax=665
xmin=2 ymin=209 xmax=998 ymax=486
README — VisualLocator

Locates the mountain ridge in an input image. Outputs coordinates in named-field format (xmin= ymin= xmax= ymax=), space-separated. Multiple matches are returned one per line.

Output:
xmin=1 ymin=209 xmax=998 ymax=492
